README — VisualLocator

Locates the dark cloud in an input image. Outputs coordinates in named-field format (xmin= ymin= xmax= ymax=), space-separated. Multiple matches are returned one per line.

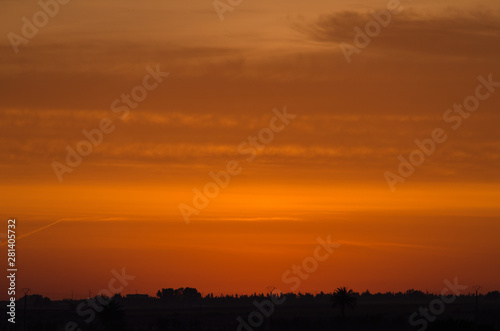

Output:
xmin=295 ymin=9 xmax=500 ymax=59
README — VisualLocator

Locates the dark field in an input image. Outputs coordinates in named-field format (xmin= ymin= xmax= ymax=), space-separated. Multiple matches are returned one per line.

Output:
xmin=2 ymin=291 xmax=500 ymax=331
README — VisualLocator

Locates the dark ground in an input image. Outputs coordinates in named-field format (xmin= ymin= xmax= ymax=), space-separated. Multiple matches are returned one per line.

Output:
xmin=1 ymin=292 xmax=499 ymax=331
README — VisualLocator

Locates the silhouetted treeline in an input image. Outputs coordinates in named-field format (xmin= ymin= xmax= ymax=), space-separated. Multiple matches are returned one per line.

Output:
xmin=11 ymin=288 xmax=500 ymax=307
xmin=2 ymin=289 xmax=499 ymax=331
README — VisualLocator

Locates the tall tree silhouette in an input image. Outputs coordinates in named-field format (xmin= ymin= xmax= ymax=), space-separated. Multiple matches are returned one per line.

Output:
xmin=331 ymin=287 xmax=357 ymax=323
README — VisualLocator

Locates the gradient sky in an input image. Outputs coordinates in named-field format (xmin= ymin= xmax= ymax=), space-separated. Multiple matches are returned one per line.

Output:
xmin=1 ymin=0 xmax=500 ymax=299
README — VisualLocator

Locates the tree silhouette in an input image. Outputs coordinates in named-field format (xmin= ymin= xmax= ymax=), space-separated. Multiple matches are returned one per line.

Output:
xmin=157 ymin=287 xmax=176 ymax=300
xmin=97 ymin=299 xmax=126 ymax=331
xmin=331 ymin=287 xmax=357 ymax=323
xmin=157 ymin=287 xmax=201 ymax=301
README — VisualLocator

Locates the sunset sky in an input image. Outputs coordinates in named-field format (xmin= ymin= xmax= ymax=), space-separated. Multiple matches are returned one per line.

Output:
xmin=1 ymin=0 xmax=499 ymax=299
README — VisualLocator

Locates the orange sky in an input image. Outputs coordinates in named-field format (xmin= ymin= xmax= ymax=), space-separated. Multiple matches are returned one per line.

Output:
xmin=1 ymin=0 xmax=500 ymax=299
